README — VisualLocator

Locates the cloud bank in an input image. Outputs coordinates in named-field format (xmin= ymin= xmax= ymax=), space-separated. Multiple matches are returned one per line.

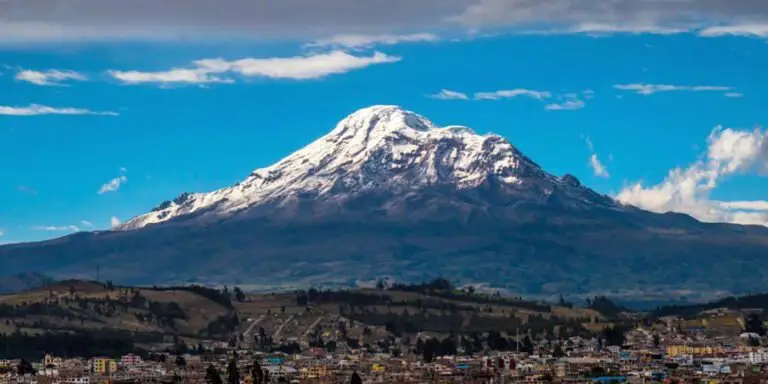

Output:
xmin=4 ymin=0 xmax=768 ymax=42
xmin=617 ymin=126 xmax=768 ymax=226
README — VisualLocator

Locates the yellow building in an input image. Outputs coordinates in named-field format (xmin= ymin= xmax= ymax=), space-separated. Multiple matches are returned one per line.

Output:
xmin=300 ymin=365 xmax=331 ymax=379
xmin=371 ymin=363 xmax=386 ymax=373
xmin=92 ymin=357 xmax=117 ymax=375
xmin=666 ymin=345 xmax=720 ymax=357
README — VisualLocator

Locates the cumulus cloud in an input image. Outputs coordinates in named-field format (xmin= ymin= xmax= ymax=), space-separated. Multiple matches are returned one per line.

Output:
xmin=0 ymin=229 xmax=4 ymax=237
xmin=109 ymin=51 xmax=400 ymax=84
xmin=5 ymin=0 xmax=766 ymax=42
xmin=474 ymin=89 xmax=551 ymax=100
xmin=15 ymin=69 xmax=87 ymax=86
xmin=98 ymin=175 xmax=127 ymax=194
xmin=110 ymin=216 xmax=121 ymax=228
xmin=308 ymin=33 xmax=439 ymax=49
xmin=428 ymin=89 xmax=470 ymax=100
xmin=81 ymin=220 xmax=95 ymax=228
xmin=614 ymin=83 xmax=734 ymax=96
xmin=616 ymin=126 xmax=768 ymax=226
xmin=0 ymin=104 xmax=118 ymax=116
xmin=33 ymin=225 xmax=80 ymax=232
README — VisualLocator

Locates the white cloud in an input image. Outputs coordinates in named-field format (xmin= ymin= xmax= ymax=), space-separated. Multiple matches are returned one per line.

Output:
xmin=474 ymin=89 xmax=551 ymax=100
xmin=308 ymin=33 xmax=439 ymax=49
xmin=569 ymin=23 xmax=687 ymax=35
xmin=109 ymin=67 xmax=232 ymax=85
xmin=33 ymin=225 xmax=80 ymax=232
xmin=583 ymin=135 xmax=609 ymax=178
xmin=15 ymin=69 xmax=87 ymax=86
xmin=110 ymin=216 xmax=121 ymax=228
xmin=725 ymin=92 xmax=744 ymax=98
xmin=81 ymin=220 xmax=94 ymax=228
xmin=98 ymin=175 xmax=127 ymax=194
xmin=589 ymin=154 xmax=610 ymax=178
xmin=0 ymin=104 xmax=118 ymax=116
xmin=109 ymin=51 xmax=401 ymax=84
xmin=717 ymin=201 xmax=768 ymax=211
xmin=545 ymin=99 xmax=585 ymax=111
xmin=616 ymin=126 xmax=768 ymax=226
xmin=699 ymin=24 xmax=768 ymax=37
xmin=428 ymin=89 xmax=470 ymax=100
xmin=0 ymin=229 xmax=4 ymax=237
xmin=435 ymin=87 xmax=591 ymax=111
xmin=614 ymin=83 xmax=734 ymax=96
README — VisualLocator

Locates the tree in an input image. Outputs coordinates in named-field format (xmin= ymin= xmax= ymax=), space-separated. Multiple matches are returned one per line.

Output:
xmin=602 ymin=325 xmax=626 ymax=347
xmin=227 ymin=358 xmax=239 ymax=384
xmin=521 ymin=335 xmax=534 ymax=354
xmin=205 ymin=364 xmax=223 ymax=384
xmin=251 ymin=360 xmax=265 ymax=384
xmin=17 ymin=359 xmax=36 ymax=376
xmin=745 ymin=314 xmax=766 ymax=336
xmin=553 ymin=343 xmax=566 ymax=358
xmin=175 ymin=355 xmax=187 ymax=368
xmin=351 ymin=371 xmax=363 ymax=384
xmin=233 ymin=287 xmax=246 ymax=302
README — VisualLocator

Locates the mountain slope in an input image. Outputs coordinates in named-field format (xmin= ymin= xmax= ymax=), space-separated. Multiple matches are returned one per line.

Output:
xmin=2 ymin=106 xmax=768 ymax=299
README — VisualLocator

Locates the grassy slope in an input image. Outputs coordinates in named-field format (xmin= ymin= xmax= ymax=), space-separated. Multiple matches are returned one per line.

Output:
xmin=0 ymin=280 xmax=231 ymax=338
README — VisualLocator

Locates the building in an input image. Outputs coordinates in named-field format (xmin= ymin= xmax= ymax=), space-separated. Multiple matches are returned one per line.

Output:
xmin=91 ymin=357 xmax=117 ymax=375
xmin=666 ymin=344 xmax=719 ymax=357
xmin=119 ymin=353 xmax=143 ymax=368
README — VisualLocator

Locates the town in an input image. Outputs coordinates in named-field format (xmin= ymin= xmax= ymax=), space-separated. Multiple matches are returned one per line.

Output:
xmin=1 ymin=279 xmax=768 ymax=383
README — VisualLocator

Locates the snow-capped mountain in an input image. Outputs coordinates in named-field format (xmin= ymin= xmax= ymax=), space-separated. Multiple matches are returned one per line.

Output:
xmin=118 ymin=105 xmax=616 ymax=230
xmin=3 ymin=105 xmax=768 ymax=297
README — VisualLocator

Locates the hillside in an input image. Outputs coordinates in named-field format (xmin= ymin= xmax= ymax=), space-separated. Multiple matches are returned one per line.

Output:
xmin=1 ymin=106 xmax=768 ymax=299
xmin=0 ymin=279 xmax=612 ymax=358
xmin=0 ymin=280 xmax=236 ymax=348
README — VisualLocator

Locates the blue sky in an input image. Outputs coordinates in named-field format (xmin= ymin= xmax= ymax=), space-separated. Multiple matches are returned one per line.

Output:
xmin=3 ymin=0 xmax=768 ymax=243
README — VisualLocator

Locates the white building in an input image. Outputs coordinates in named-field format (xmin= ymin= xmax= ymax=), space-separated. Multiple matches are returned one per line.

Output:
xmin=749 ymin=350 xmax=768 ymax=364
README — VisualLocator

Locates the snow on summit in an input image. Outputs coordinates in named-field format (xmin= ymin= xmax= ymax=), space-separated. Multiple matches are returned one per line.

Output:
xmin=116 ymin=105 xmax=596 ymax=231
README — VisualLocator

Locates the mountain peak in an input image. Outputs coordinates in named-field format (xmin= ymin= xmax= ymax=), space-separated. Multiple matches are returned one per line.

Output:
xmin=326 ymin=105 xmax=437 ymax=146
xmin=117 ymin=106 xmax=613 ymax=231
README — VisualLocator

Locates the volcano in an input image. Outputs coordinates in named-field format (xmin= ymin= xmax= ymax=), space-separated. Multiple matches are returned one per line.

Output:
xmin=2 ymin=106 xmax=767 ymax=299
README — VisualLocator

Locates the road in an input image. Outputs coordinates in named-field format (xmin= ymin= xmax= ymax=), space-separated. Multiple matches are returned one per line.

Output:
xmin=243 ymin=314 xmax=266 ymax=337
xmin=302 ymin=316 xmax=324 ymax=339
xmin=273 ymin=314 xmax=295 ymax=339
